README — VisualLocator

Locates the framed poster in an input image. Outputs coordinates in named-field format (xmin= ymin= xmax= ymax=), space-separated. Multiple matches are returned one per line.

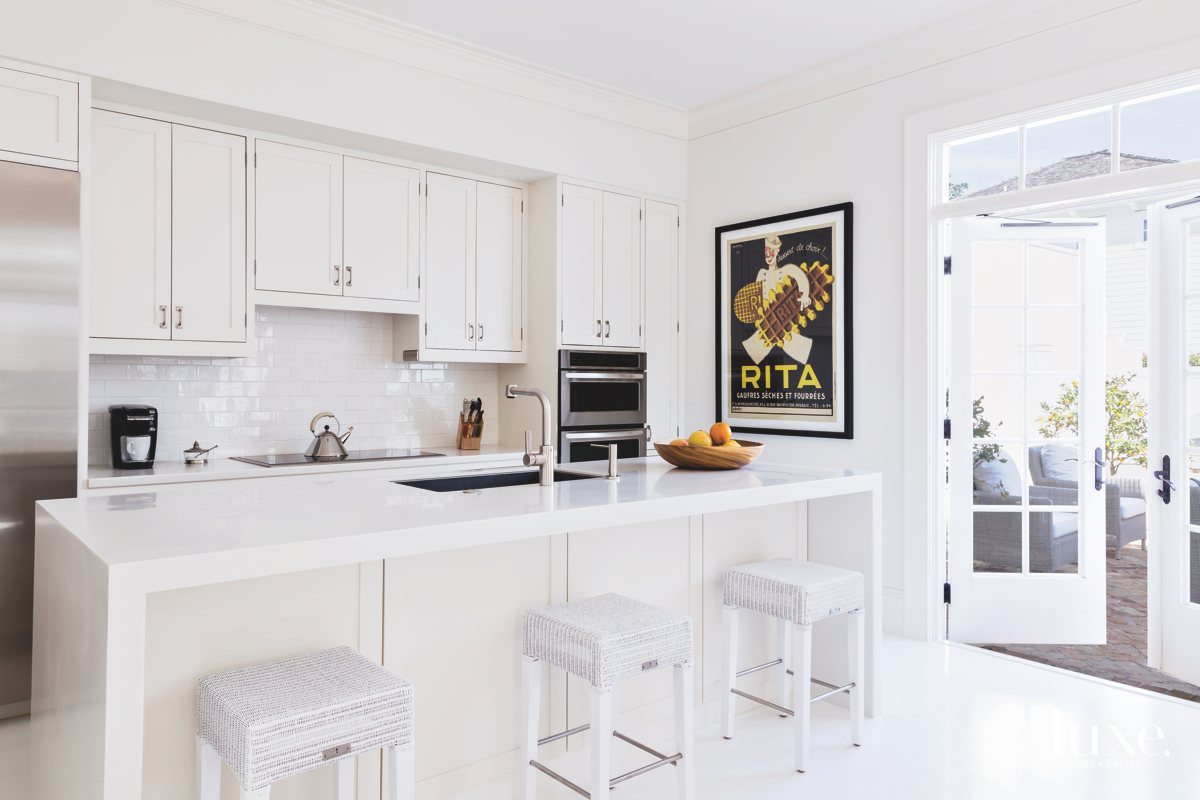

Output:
xmin=715 ymin=202 xmax=853 ymax=438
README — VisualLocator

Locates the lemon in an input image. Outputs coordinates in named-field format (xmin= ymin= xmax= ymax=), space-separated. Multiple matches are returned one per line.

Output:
xmin=722 ymin=440 xmax=742 ymax=448
xmin=687 ymin=430 xmax=713 ymax=447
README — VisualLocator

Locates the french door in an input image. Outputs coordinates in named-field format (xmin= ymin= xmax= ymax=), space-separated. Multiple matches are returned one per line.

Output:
xmin=948 ymin=216 xmax=1107 ymax=644
xmin=1148 ymin=195 xmax=1200 ymax=686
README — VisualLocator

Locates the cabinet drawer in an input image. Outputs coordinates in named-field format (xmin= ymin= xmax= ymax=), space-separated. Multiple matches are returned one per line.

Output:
xmin=0 ymin=67 xmax=78 ymax=163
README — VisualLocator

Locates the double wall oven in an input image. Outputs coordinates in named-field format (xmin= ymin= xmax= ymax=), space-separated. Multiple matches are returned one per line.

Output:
xmin=558 ymin=350 xmax=649 ymax=464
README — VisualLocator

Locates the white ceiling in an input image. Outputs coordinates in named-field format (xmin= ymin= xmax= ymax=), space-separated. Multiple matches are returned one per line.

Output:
xmin=341 ymin=0 xmax=1004 ymax=108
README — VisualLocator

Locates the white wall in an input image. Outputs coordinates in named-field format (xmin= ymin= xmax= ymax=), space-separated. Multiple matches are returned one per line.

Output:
xmin=1 ymin=0 xmax=686 ymax=199
xmin=684 ymin=0 xmax=1200 ymax=632
xmin=88 ymin=307 xmax=498 ymax=465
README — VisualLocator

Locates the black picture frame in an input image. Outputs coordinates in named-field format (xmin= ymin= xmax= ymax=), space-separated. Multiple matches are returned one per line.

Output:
xmin=713 ymin=202 xmax=854 ymax=439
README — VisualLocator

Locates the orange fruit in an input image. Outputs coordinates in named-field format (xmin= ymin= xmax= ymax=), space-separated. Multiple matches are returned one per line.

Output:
xmin=709 ymin=422 xmax=732 ymax=445
xmin=687 ymin=430 xmax=713 ymax=447
xmin=669 ymin=438 xmax=689 ymax=446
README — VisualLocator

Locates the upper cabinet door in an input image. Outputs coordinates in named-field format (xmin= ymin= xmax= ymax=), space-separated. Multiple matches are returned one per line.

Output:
xmin=601 ymin=191 xmax=643 ymax=348
xmin=255 ymin=140 xmax=342 ymax=296
xmin=425 ymin=172 xmax=477 ymax=350
xmin=474 ymin=182 xmax=523 ymax=353
xmin=560 ymin=183 xmax=603 ymax=346
xmin=644 ymin=199 xmax=680 ymax=441
xmin=343 ymin=157 xmax=420 ymax=302
xmin=90 ymin=110 xmax=171 ymax=340
xmin=0 ymin=67 xmax=77 ymax=163
xmin=171 ymin=125 xmax=247 ymax=343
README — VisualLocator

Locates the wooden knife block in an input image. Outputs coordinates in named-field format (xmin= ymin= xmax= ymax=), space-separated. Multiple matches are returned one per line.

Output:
xmin=456 ymin=412 xmax=482 ymax=450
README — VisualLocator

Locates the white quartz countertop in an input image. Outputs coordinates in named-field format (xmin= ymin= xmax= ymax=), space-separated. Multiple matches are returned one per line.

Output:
xmin=85 ymin=444 xmax=525 ymax=489
xmin=41 ymin=459 xmax=880 ymax=591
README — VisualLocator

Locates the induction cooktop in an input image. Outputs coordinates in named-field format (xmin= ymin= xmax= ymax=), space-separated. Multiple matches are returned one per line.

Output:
xmin=231 ymin=449 xmax=445 ymax=467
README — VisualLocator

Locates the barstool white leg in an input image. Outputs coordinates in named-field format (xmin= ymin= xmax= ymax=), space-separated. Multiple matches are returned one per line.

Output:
xmin=849 ymin=609 xmax=865 ymax=747
xmin=776 ymin=618 xmax=793 ymax=714
xmin=793 ymin=624 xmax=813 ymax=773
xmin=196 ymin=737 xmax=221 ymax=800
xmin=721 ymin=604 xmax=739 ymax=739
xmin=589 ymin=687 xmax=613 ymax=800
xmin=673 ymin=664 xmax=695 ymax=800
xmin=333 ymin=758 xmax=354 ymax=799
xmin=386 ymin=742 xmax=416 ymax=800
xmin=520 ymin=655 xmax=541 ymax=800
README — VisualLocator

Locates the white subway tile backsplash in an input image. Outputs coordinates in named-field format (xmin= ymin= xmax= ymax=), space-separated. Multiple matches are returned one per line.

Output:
xmin=88 ymin=306 xmax=500 ymax=465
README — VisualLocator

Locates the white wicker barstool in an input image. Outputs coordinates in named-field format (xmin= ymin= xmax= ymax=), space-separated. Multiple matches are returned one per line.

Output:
xmin=520 ymin=593 xmax=695 ymax=800
xmin=196 ymin=646 xmax=415 ymax=800
xmin=721 ymin=558 xmax=865 ymax=773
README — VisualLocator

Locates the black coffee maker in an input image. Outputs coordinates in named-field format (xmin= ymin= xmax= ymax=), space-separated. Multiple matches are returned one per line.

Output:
xmin=109 ymin=405 xmax=158 ymax=469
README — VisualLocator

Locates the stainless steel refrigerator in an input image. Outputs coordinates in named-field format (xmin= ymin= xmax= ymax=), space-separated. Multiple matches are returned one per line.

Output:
xmin=0 ymin=159 xmax=80 ymax=719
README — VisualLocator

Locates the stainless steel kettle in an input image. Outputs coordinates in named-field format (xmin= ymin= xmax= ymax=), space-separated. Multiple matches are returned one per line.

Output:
xmin=305 ymin=411 xmax=353 ymax=461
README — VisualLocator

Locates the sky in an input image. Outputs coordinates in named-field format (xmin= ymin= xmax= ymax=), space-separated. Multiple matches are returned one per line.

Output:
xmin=947 ymin=88 xmax=1200 ymax=197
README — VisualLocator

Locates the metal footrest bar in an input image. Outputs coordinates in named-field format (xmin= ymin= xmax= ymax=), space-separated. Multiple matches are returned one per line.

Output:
xmin=731 ymin=687 xmax=794 ymax=717
xmin=537 ymin=722 xmax=589 ymax=747
xmin=530 ymin=759 xmax=591 ymax=799
xmin=810 ymin=682 xmax=854 ymax=703
xmin=735 ymin=658 xmax=783 ymax=679
xmin=529 ymin=728 xmax=681 ymax=798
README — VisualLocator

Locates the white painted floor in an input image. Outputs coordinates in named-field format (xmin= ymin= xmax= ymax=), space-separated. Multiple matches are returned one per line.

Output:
xmin=2 ymin=637 xmax=1197 ymax=799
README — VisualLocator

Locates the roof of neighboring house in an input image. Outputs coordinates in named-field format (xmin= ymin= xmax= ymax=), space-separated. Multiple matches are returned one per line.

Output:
xmin=960 ymin=150 xmax=1178 ymax=198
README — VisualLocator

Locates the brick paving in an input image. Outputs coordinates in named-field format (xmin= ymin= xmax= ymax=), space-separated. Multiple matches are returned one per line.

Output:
xmin=978 ymin=547 xmax=1200 ymax=703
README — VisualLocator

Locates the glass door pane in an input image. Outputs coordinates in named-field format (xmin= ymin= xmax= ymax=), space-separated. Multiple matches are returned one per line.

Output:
xmin=968 ymin=239 xmax=1083 ymax=574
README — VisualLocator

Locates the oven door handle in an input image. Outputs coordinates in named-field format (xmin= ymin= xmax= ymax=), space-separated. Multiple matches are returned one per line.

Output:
xmin=563 ymin=372 xmax=646 ymax=381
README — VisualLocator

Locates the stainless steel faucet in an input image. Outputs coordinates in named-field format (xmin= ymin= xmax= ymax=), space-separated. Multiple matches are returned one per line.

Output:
xmin=590 ymin=443 xmax=620 ymax=480
xmin=505 ymin=384 xmax=554 ymax=486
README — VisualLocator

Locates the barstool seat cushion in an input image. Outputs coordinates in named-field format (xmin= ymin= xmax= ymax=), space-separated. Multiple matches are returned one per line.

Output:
xmin=523 ymin=593 xmax=693 ymax=689
xmin=724 ymin=559 xmax=864 ymax=626
xmin=197 ymin=646 xmax=414 ymax=792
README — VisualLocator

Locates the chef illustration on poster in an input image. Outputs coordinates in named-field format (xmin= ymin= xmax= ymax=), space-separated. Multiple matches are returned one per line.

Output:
xmin=717 ymin=203 xmax=852 ymax=438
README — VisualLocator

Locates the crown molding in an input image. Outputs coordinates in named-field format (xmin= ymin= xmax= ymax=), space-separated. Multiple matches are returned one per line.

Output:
xmin=156 ymin=0 xmax=688 ymax=140
xmin=688 ymin=0 xmax=1142 ymax=140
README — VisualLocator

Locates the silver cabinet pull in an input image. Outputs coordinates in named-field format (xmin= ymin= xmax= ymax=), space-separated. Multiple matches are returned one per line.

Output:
xmin=595 ymin=319 xmax=602 ymax=337
xmin=333 ymin=265 xmax=341 ymax=286
xmin=345 ymin=265 xmax=353 ymax=287
xmin=604 ymin=320 xmax=611 ymax=338
xmin=175 ymin=306 xmax=183 ymax=329
xmin=159 ymin=305 xmax=168 ymax=329
xmin=468 ymin=323 xmax=474 ymax=341
xmin=645 ymin=424 xmax=652 ymax=442
xmin=478 ymin=323 xmax=484 ymax=341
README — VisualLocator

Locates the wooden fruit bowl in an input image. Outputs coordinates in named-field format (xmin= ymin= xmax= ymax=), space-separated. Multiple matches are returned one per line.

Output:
xmin=653 ymin=440 xmax=764 ymax=470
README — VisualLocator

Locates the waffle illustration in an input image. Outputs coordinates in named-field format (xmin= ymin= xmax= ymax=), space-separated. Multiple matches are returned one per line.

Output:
xmin=733 ymin=282 xmax=765 ymax=323
xmin=804 ymin=262 xmax=834 ymax=312
xmin=755 ymin=275 xmax=805 ymax=348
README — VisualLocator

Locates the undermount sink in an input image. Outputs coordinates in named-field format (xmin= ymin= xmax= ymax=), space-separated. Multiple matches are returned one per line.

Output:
xmin=395 ymin=469 xmax=598 ymax=493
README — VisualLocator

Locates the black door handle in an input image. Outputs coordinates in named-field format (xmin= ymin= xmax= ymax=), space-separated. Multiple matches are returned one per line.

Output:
xmin=1153 ymin=455 xmax=1176 ymax=504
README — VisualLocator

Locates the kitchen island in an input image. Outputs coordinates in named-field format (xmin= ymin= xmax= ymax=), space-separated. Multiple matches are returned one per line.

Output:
xmin=32 ymin=459 xmax=881 ymax=799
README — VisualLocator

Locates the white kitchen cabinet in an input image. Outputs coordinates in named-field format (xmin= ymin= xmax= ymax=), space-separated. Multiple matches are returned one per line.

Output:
xmin=645 ymin=199 xmax=681 ymax=441
xmin=475 ymin=181 xmax=523 ymax=352
xmin=343 ymin=156 xmax=420 ymax=302
xmin=560 ymin=183 xmax=603 ymax=346
xmin=559 ymin=183 xmax=643 ymax=349
xmin=90 ymin=109 xmax=247 ymax=352
xmin=602 ymin=191 xmax=643 ymax=348
xmin=424 ymin=171 xmax=476 ymax=350
xmin=254 ymin=140 xmax=343 ymax=296
xmin=0 ymin=65 xmax=78 ymax=165
xmin=171 ymin=124 xmax=246 ymax=343
xmin=395 ymin=173 xmax=526 ymax=362
xmin=90 ymin=110 xmax=172 ymax=341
